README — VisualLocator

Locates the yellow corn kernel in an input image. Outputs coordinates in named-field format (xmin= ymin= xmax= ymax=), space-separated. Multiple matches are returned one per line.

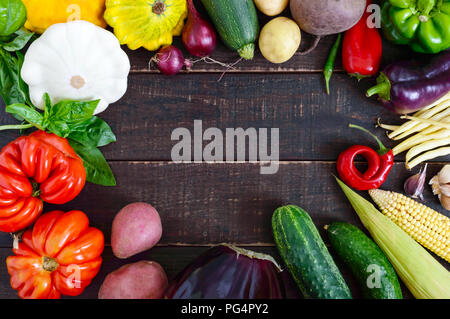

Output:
xmin=369 ymin=189 xmax=450 ymax=263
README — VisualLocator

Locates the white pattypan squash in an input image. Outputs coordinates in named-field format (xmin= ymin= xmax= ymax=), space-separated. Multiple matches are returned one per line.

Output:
xmin=21 ymin=20 xmax=130 ymax=115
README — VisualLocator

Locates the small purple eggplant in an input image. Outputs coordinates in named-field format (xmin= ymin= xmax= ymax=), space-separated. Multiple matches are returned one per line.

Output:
xmin=366 ymin=51 xmax=450 ymax=114
xmin=164 ymin=244 xmax=286 ymax=299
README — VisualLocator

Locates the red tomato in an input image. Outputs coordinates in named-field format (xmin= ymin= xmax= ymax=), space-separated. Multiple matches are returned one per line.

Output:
xmin=6 ymin=210 xmax=104 ymax=299
xmin=0 ymin=131 xmax=86 ymax=232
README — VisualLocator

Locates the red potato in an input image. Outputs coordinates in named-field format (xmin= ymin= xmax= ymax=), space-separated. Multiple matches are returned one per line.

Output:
xmin=111 ymin=202 xmax=162 ymax=259
xmin=98 ymin=261 xmax=168 ymax=299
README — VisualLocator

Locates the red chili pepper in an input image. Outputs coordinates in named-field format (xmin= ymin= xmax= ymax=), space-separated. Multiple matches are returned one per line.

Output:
xmin=342 ymin=0 xmax=382 ymax=79
xmin=337 ymin=124 xmax=393 ymax=190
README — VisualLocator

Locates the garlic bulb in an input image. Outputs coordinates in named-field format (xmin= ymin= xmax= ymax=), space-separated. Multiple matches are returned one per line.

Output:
xmin=404 ymin=164 xmax=427 ymax=200
xmin=429 ymin=165 xmax=450 ymax=210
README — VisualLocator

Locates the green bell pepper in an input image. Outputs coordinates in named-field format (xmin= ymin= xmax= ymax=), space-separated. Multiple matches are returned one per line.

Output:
xmin=381 ymin=0 xmax=450 ymax=53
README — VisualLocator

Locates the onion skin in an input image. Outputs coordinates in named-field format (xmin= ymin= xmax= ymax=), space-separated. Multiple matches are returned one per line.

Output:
xmin=182 ymin=0 xmax=216 ymax=57
xmin=164 ymin=244 xmax=285 ymax=299
xmin=155 ymin=45 xmax=185 ymax=76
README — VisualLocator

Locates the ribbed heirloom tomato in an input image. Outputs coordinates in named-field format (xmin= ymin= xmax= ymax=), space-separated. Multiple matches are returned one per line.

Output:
xmin=6 ymin=210 xmax=104 ymax=299
xmin=0 ymin=131 xmax=86 ymax=232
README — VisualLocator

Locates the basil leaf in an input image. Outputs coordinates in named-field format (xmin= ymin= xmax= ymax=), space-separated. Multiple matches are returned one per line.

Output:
xmin=49 ymin=99 xmax=99 ymax=125
xmin=6 ymin=103 xmax=43 ymax=127
xmin=0 ymin=0 xmax=27 ymax=37
xmin=68 ymin=116 xmax=116 ymax=147
xmin=2 ymin=28 xmax=34 ymax=51
xmin=68 ymin=139 xmax=116 ymax=187
xmin=0 ymin=48 xmax=29 ymax=106
xmin=47 ymin=120 xmax=70 ymax=138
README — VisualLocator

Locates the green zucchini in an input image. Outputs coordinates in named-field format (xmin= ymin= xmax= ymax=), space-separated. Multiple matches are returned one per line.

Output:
xmin=326 ymin=222 xmax=403 ymax=299
xmin=272 ymin=205 xmax=352 ymax=299
xmin=200 ymin=0 xmax=259 ymax=60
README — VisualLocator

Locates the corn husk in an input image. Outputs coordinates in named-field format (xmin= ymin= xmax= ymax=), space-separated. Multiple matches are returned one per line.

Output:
xmin=336 ymin=177 xmax=450 ymax=299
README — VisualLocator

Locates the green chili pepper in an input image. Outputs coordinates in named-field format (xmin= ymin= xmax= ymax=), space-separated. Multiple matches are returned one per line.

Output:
xmin=381 ymin=0 xmax=450 ymax=54
xmin=323 ymin=33 xmax=342 ymax=95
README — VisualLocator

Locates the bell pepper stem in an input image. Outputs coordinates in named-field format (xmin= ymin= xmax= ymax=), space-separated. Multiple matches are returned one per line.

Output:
xmin=349 ymin=124 xmax=390 ymax=155
xmin=0 ymin=123 xmax=34 ymax=131
xmin=366 ymin=72 xmax=391 ymax=100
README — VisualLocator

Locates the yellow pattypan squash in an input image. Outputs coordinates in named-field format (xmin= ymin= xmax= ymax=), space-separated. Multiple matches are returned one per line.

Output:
xmin=22 ymin=0 xmax=107 ymax=34
xmin=104 ymin=0 xmax=187 ymax=51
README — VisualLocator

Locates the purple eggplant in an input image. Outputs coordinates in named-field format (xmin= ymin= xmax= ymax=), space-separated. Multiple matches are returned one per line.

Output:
xmin=366 ymin=51 xmax=450 ymax=114
xmin=164 ymin=244 xmax=286 ymax=299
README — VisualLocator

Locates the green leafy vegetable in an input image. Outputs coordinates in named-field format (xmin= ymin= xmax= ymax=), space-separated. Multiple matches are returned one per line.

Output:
xmin=6 ymin=102 xmax=43 ymax=128
xmin=2 ymin=28 xmax=34 ymax=51
xmin=69 ymin=139 xmax=116 ymax=187
xmin=0 ymin=0 xmax=34 ymax=109
xmin=0 ymin=48 xmax=30 ymax=105
xmin=2 ymin=93 xmax=117 ymax=186
xmin=0 ymin=0 xmax=27 ymax=37
xmin=68 ymin=117 xmax=116 ymax=148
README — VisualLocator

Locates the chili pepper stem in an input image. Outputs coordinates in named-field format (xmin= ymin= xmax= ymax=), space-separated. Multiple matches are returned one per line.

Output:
xmin=349 ymin=124 xmax=390 ymax=155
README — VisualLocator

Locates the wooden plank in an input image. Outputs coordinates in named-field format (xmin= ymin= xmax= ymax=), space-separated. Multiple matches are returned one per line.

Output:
xmin=0 ymin=73 xmax=427 ymax=161
xmin=0 ymin=162 xmax=448 ymax=247
xmin=0 ymin=246 xmax=416 ymax=299
xmin=126 ymin=5 xmax=412 ymax=73
xmin=128 ymin=35 xmax=412 ymax=73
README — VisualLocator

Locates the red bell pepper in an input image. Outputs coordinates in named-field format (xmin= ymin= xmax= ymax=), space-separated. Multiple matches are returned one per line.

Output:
xmin=342 ymin=0 xmax=382 ymax=79
xmin=0 ymin=131 xmax=86 ymax=232
xmin=337 ymin=125 xmax=393 ymax=191
xmin=7 ymin=210 xmax=104 ymax=299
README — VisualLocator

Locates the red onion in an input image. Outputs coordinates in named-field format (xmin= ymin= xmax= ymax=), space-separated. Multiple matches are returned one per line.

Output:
xmin=182 ymin=0 xmax=216 ymax=57
xmin=154 ymin=45 xmax=188 ymax=76
xmin=164 ymin=244 xmax=285 ymax=299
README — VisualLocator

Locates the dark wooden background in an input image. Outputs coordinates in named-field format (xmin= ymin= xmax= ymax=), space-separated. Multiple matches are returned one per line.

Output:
xmin=0 ymin=6 xmax=449 ymax=299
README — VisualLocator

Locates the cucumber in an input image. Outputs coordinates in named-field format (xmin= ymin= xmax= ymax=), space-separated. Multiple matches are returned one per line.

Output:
xmin=326 ymin=222 xmax=403 ymax=299
xmin=200 ymin=0 xmax=259 ymax=60
xmin=272 ymin=205 xmax=352 ymax=299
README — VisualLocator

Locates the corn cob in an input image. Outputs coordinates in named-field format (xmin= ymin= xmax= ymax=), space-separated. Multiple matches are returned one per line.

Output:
xmin=369 ymin=189 xmax=450 ymax=263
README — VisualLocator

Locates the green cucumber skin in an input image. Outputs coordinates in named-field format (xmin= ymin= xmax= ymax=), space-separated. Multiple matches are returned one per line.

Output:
xmin=200 ymin=0 xmax=259 ymax=54
xmin=272 ymin=205 xmax=352 ymax=299
xmin=326 ymin=222 xmax=403 ymax=299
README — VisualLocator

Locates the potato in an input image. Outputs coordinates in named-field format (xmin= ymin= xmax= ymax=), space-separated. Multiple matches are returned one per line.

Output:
xmin=98 ymin=261 xmax=168 ymax=299
xmin=111 ymin=202 xmax=162 ymax=259
xmin=290 ymin=0 xmax=366 ymax=35
xmin=259 ymin=17 xmax=301 ymax=64
xmin=254 ymin=0 xmax=289 ymax=16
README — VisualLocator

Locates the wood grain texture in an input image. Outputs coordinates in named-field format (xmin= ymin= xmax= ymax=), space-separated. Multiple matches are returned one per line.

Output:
xmin=128 ymin=35 xmax=412 ymax=73
xmin=0 ymin=246 xmax=416 ymax=299
xmin=0 ymin=2 xmax=447 ymax=299
xmin=1 ymin=73 xmax=436 ymax=162
xmin=126 ymin=2 xmax=413 ymax=73
xmin=0 ymin=162 xmax=448 ymax=248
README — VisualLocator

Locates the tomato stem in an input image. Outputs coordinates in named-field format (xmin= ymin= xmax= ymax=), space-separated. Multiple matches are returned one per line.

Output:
xmin=42 ymin=256 xmax=59 ymax=272
xmin=31 ymin=181 xmax=41 ymax=198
